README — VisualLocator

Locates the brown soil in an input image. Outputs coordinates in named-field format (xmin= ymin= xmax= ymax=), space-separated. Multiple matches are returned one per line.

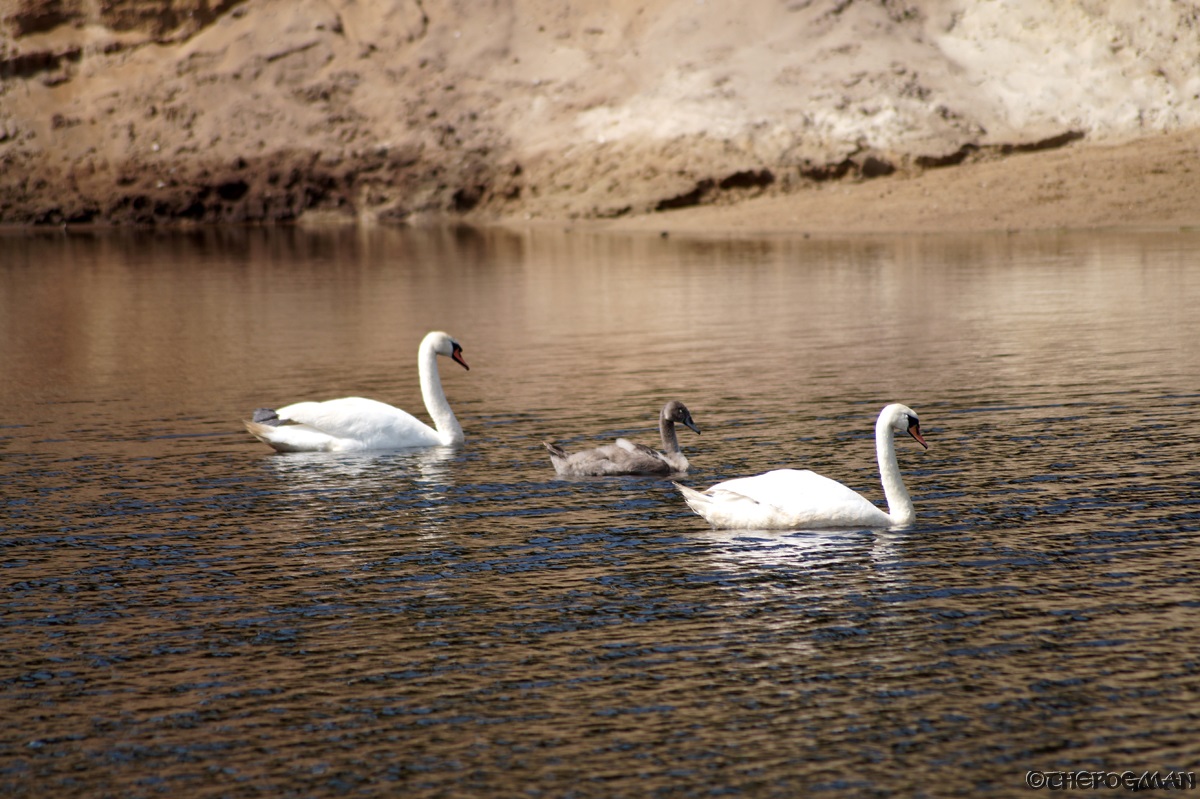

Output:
xmin=581 ymin=129 xmax=1200 ymax=236
xmin=2 ymin=0 xmax=1199 ymax=234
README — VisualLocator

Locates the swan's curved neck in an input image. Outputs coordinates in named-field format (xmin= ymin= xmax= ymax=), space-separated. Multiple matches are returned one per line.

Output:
xmin=659 ymin=415 xmax=681 ymax=454
xmin=876 ymin=415 xmax=915 ymax=526
xmin=419 ymin=341 xmax=463 ymax=445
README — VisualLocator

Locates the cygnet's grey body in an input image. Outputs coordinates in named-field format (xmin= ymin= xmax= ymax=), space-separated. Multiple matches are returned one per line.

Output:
xmin=544 ymin=400 xmax=700 ymax=476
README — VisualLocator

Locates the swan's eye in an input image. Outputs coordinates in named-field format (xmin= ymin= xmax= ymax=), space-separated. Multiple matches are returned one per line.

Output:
xmin=906 ymin=414 xmax=918 ymax=429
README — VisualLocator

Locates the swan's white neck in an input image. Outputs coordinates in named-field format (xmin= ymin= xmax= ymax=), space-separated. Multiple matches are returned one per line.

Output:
xmin=876 ymin=413 xmax=915 ymax=526
xmin=419 ymin=339 xmax=464 ymax=445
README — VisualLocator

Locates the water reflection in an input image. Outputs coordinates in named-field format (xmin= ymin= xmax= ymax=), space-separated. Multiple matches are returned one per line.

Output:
xmin=258 ymin=445 xmax=460 ymax=490
xmin=688 ymin=526 xmax=872 ymax=561
xmin=2 ymin=227 xmax=1199 ymax=797
xmin=254 ymin=446 xmax=462 ymax=534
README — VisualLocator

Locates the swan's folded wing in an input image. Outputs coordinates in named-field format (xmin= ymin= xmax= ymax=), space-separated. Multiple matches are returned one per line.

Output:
xmin=549 ymin=440 xmax=671 ymax=476
xmin=614 ymin=438 xmax=660 ymax=458
xmin=710 ymin=469 xmax=859 ymax=507
xmin=613 ymin=438 xmax=674 ymax=471
xmin=676 ymin=482 xmax=793 ymax=529
xmin=277 ymin=397 xmax=438 ymax=445
xmin=709 ymin=468 xmax=887 ymax=528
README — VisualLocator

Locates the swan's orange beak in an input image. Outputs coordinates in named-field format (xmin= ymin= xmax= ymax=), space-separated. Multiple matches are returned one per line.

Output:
xmin=452 ymin=346 xmax=469 ymax=371
xmin=908 ymin=423 xmax=928 ymax=449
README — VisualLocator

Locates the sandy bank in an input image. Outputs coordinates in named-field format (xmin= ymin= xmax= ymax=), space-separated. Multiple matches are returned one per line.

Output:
xmin=2 ymin=0 xmax=1199 ymax=232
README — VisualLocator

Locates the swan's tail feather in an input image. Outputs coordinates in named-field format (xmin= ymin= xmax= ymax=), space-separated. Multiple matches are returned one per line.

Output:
xmin=674 ymin=482 xmax=713 ymax=516
xmin=244 ymin=419 xmax=335 ymax=453
xmin=251 ymin=407 xmax=283 ymax=426
xmin=245 ymin=419 xmax=282 ymax=448
xmin=543 ymin=441 xmax=570 ymax=474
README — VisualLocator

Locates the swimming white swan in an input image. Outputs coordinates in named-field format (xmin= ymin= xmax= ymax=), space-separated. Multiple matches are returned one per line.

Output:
xmin=544 ymin=400 xmax=700 ymax=476
xmin=675 ymin=403 xmax=928 ymax=529
xmin=244 ymin=331 xmax=469 ymax=452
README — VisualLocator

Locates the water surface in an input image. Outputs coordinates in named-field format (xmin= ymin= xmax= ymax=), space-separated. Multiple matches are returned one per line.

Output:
xmin=2 ymin=226 xmax=1199 ymax=797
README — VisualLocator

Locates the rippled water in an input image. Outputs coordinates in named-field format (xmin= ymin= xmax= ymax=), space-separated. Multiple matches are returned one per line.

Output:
xmin=2 ymin=226 xmax=1199 ymax=797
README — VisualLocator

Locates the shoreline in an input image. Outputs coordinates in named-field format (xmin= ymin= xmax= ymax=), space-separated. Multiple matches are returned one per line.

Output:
xmin=568 ymin=129 xmax=1200 ymax=238
xmin=3 ymin=130 xmax=1198 ymax=239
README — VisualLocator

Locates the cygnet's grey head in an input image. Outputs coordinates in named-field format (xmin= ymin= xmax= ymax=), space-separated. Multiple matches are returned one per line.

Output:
xmin=662 ymin=400 xmax=700 ymax=435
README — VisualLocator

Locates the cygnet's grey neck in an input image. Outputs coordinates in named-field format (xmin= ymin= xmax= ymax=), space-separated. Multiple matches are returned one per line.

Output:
xmin=659 ymin=414 xmax=682 ymax=455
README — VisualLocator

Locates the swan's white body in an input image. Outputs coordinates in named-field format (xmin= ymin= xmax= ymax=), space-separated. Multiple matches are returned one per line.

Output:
xmin=676 ymin=403 xmax=927 ymax=530
xmin=544 ymin=400 xmax=700 ymax=476
xmin=244 ymin=331 xmax=468 ymax=452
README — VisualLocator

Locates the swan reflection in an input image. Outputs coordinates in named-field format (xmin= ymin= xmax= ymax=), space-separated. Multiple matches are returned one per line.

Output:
xmin=684 ymin=524 xmax=925 ymax=602
xmin=260 ymin=445 xmax=458 ymax=485
xmin=688 ymin=525 xmax=882 ymax=570
xmin=256 ymin=446 xmax=461 ymax=537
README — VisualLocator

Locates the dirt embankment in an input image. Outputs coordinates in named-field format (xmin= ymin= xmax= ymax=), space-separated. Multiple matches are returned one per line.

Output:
xmin=2 ymin=0 xmax=1199 ymax=232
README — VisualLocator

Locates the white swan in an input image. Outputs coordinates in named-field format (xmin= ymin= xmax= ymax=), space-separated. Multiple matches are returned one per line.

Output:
xmin=544 ymin=400 xmax=700 ymax=476
xmin=244 ymin=331 xmax=469 ymax=452
xmin=675 ymin=403 xmax=928 ymax=530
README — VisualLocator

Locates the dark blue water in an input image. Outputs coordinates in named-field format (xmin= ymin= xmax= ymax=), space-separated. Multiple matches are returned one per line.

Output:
xmin=2 ymin=227 xmax=1198 ymax=797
